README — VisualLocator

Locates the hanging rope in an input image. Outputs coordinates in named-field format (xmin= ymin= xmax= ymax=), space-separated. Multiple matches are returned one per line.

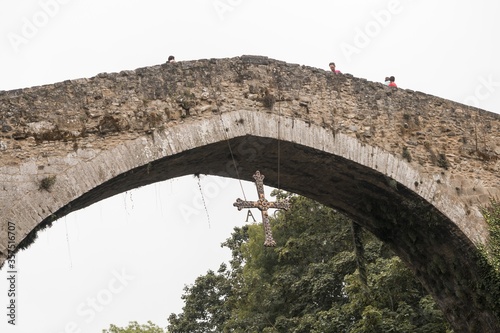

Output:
xmin=272 ymin=63 xmax=291 ymax=195
xmin=276 ymin=68 xmax=282 ymax=192
xmin=195 ymin=174 xmax=211 ymax=228
xmin=326 ymin=69 xmax=367 ymax=287
xmin=64 ymin=217 xmax=73 ymax=269
xmin=209 ymin=62 xmax=247 ymax=201
xmin=326 ymin=69 xmax=338 ymax=136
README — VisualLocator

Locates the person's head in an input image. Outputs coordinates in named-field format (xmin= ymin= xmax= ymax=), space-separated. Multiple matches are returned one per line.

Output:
xmin=329 ymin=62 xmax=336 ymax=72
xmin=385 ymin=77 xmax=390 ymax=82
xmin=168 ymin=55 xmax=175 ymax=63
xmin=389 ymin=76 xmax=395 ymax=82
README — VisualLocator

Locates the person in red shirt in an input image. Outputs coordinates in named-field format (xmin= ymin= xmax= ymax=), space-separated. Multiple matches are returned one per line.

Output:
xmin=388 ymin=76 xmax=397 ymax=87
xmin=329 ymin=62 xmax=341 ymax=74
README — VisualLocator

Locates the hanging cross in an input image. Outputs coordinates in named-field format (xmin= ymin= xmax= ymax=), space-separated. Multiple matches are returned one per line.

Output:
xmin=233 ymin=171 xmax=290 ymax=247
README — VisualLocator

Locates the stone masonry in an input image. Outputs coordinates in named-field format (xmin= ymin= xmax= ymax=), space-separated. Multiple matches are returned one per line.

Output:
xmin=0 ymin=56 xmax=499 ymax=332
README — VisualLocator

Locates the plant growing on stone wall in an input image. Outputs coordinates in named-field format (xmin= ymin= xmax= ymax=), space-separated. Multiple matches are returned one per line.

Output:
xmin=78 ymin=114 xmax=88 ymax=123
xmin=436 ymin=153 xmax=449 ymax=170
xmin=147 ymin=111 xmax=163 ymax=129
xmin=480 ymin=199 xmax=500 ymax=273
xmin=17 ymin=229 xmax=38 ymax=252
xmin=477 ymin=148 xmax=499 ymax=162
xmin=98 ymin=115 xmax=121 ymax=134
xmin=402 ymin=146 xmax=412 ymax=162
xmin=177 ymin=90 xmax=196 ymax=112
xmin=17 ymin=214 xmax=57 ymax=252
xmin=477 ymin=199 xmax=500 ymax=322
xmin=424 ymin=142 xmax=449 ymax=170
xmin=38 ymin=175 xmax=56 ymax=192
xmin=260 ymin=90 xmax=275 ymax=109
xmin=425 ymin=145 xmax=437 ymax=165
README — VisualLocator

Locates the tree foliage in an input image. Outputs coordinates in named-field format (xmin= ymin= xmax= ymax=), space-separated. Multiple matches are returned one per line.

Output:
xmin=167 ymin=194 xmax=451 ymax=332
xmin=102 ymin=321 xmax=166 ymax=333
xmin=167 ymin=268 xmax=232 ymax=333
xmin=478 ymin=199 xmax=500 ymax=324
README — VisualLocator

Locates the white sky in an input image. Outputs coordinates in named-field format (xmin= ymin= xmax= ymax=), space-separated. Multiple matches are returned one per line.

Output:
xmin=0 ymin=1 xmax=499 ymax=332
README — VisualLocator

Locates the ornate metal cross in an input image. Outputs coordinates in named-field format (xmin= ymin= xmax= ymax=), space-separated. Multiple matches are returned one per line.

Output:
xmin=233 ymin=171 xmax=290 ymax=246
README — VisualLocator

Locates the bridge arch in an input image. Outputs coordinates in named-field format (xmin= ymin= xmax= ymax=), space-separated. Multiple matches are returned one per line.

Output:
xmin=0 ymin=56 xmax=499 ymax=331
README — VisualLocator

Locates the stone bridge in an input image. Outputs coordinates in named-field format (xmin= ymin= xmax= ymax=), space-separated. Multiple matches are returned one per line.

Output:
xmin=0 ymin=56 xmax=499 ymax=332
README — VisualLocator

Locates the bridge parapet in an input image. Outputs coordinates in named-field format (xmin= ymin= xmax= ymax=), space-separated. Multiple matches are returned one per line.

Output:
xmin=1 ymin=56 xmax=499 ymax=170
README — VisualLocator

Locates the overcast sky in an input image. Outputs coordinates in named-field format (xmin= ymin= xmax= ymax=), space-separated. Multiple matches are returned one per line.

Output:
xmin=1 ymin=1 xmax=499 ymax=332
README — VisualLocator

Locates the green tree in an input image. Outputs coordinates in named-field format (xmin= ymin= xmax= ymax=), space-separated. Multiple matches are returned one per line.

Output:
xmin=102 ymin=321 xmax=165 ymax=333
xmin=167 ymin=194 xmax=451 ymax=332
xmin=478 ymin=199 xmax=500 ymax=324
xmin=167 ymin=266 xmax=232 ymax=333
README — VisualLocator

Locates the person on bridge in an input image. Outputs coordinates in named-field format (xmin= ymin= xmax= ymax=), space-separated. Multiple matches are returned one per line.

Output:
xmin=329 ymin=62 xmax=341 ymax=74
xmin=388 ymin=76 xmax=397 ymax=87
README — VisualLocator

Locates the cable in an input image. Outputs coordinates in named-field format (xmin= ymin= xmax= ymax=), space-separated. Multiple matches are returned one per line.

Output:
xmin=277 ymin=81 xmax=282 ymax=192
xmin=210 ymin=66 xmax=248 ymax=201
xmin=196 ymin=175 xmax=211 ymax=228
xmin=64 ymin=217 xmax=73 ymax=269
